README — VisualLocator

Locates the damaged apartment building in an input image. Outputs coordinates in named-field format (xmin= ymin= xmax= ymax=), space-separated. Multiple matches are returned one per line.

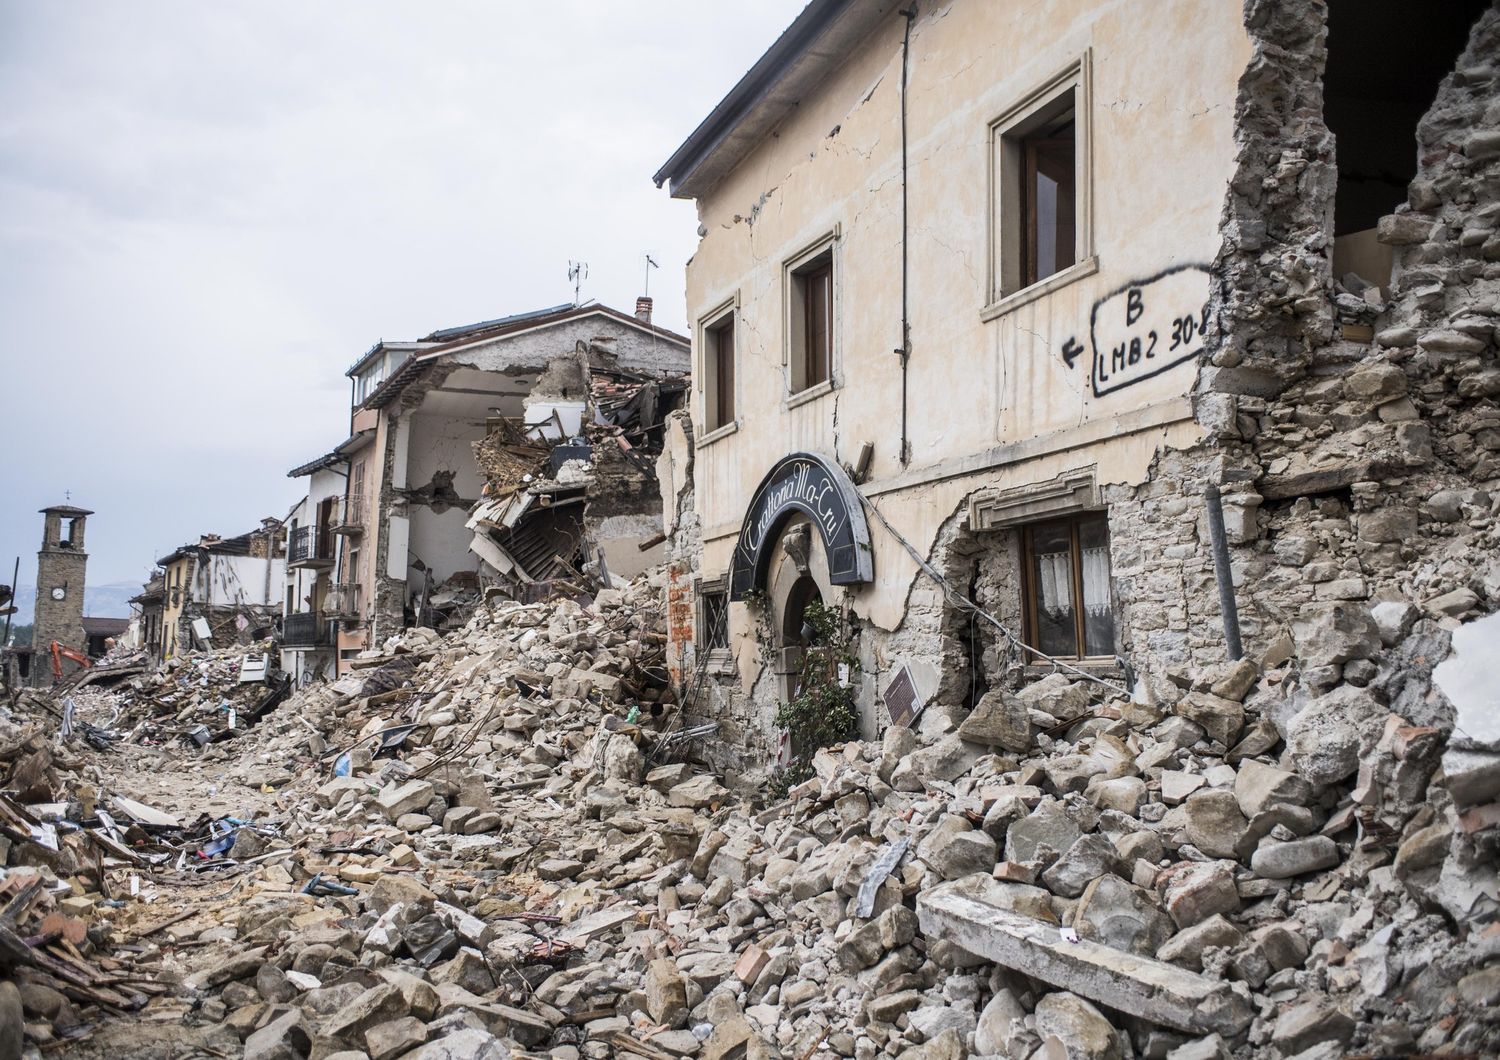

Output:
xmin=143 ymin=521 xmax=287 ymax=662
xmin=284 ymin=301 xmax=689 ymax=674
xmin=653 ymin=0 xmax=1500 ymax=790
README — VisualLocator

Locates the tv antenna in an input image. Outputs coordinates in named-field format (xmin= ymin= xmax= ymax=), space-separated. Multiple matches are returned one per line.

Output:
xmin=568 ymin=261 xmax=588 ymax=305
xmin=643 ymin=254 xmax=659 ymax=297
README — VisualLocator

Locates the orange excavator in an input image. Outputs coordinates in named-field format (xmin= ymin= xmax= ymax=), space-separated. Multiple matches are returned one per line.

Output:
xmin=50 ymin=641 xmax=91 ymax=683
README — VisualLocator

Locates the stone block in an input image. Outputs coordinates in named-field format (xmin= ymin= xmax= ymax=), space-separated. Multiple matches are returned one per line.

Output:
xmin=1005 ymin=801 xmax=1082 ymax=864
xmin=1174 ymin=694 xmax=1243 ymax=748
xmin=1157 ymin=861 xmax=1239 ymax=929
xmin=1183 ymin=790 xmax=1252 ymax=860
xmin=1249 ymin=836 xmax=1339 ymax=879
xmin=321 ymin=984 xmax=408 ymax=1045
xmin=364 ymin=1017 xmax=428 ymax=1060
xmin=1156 ymin=914 xmax=1242 ymax=971
xmin=1034 ymin=992 xmax=1123 ymax=1060
xmin=244 ymin=1009 xmax=311 ymax=1060
xmin=377 ymin=780 xmax=436 ymax=822
xmin=918 ymin=817 xmax=998 ymax=881
xmin=958 ymin=689 xmax=1032 ymax=752
xmin=1074 ymin=875 xmax=1174 ymax=956
xmin=645 ymin=957 xmax=689 ymax=1027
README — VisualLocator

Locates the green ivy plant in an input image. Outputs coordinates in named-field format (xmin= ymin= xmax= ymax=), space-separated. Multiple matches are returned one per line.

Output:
xmin=769 ymin=598 xmax=860 ymax=798
xmin=741 ymin=586 xmax=775 ymax=653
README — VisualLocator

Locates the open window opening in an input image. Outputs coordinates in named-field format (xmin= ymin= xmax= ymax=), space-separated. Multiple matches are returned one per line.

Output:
xmin=1019 ymin=102 xmax=1076 ymax=288
xmin=989 ymin=56 xmax=1091 ymax=311
xmin=1326 ymin=0 xmax=1490 ymax=287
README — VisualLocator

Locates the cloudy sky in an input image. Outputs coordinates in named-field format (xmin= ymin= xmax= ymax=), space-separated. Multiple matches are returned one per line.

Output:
xmin=0 ymin=0 xmax=804 ymax=598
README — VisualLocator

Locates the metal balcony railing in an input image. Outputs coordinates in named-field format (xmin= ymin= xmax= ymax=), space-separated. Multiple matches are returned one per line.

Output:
xmin=326 ymin=583 xmax=362 ymax=620
xmin=289 ymin=525 xmax=334 ymax=567
xmin=282 ymin=611 xmax=328 ymax=648
xmin=332 ymin=494 xmax=366 ymax=535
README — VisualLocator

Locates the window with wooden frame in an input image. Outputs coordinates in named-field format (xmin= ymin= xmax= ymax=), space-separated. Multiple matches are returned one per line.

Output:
xmin=1020 ymin=110 xmax=1076 ymax=287
xmin=785 ymin=235 xmax=837 ymax=397
xmin=987 ymin=55 xmax=1093 ymax=314
xmin=703 ymin=309 xmax=736 ymax=432
xmin=1021 ymin=511 xmax=1114 ymax=660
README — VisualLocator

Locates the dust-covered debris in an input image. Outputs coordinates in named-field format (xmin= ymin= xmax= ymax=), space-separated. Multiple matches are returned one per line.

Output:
xmin=0 ymin=559 xmax=1492 ymax=1059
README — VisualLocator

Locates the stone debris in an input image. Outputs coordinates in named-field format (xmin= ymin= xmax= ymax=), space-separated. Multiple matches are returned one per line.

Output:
xmin=0 ymin=558 xmax=1491 ymax=1059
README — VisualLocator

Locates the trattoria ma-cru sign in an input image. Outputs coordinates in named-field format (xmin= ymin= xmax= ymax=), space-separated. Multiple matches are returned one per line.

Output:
xmin=729 ymin=452 xmax=873 ymax=600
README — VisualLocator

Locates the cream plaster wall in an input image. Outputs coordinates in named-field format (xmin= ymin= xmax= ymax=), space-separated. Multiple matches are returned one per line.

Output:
xmin=683 ymin=0 xmax=1250 ymax=638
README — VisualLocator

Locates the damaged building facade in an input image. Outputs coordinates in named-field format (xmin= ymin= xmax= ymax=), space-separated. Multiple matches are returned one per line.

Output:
xmin=279 ymin=446 xmax=359 ymax=683
xmin=150 ymin=523 xmax=287 ymax=662
xmin=654 ymin=0 xmax=1500 ymax=811
xmin=323 ymin=303 xmax=689 ymax=670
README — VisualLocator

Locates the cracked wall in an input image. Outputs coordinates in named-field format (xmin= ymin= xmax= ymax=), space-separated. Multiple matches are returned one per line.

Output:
xmin=669 ymin=0 xmax=1500 ymax=778
xmin=671 ymin=0 xmax=1253 ymax=775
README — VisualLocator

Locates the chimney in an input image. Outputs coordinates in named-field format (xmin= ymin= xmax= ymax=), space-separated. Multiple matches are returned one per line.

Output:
xmin=635 ymin=296 xmax=653 ymax=325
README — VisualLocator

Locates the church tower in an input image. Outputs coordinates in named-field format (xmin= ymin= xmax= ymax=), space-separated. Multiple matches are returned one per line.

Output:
xmin=31 ymin=505 xmax=91 ymax=684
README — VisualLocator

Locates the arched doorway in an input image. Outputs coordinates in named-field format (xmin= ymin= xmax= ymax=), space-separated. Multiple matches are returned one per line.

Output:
xmin=777 ymin=574 xmax=823 ymax=764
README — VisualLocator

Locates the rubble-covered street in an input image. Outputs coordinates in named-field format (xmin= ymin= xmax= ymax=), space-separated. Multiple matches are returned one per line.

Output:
xmin=6 ymin=2 xmax=1500 ymax=1058
xmin=0 ymin=564 xmax=1495 ymax=1060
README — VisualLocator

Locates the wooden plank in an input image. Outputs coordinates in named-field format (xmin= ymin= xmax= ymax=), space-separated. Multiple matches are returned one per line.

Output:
xmin=131 ymin=908 xmax=197 ymax=939
xmin=608 ymin=1032 xmax=676 ymax=1060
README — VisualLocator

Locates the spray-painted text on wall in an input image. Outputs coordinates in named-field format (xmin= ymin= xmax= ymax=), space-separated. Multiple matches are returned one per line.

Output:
xmin=1058 ymin=264 xmax=1212 ymax=397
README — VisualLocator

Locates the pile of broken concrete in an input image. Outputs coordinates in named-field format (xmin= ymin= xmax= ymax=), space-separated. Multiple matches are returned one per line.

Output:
xmin=94 ymin=642 xmax=287 ymax=744
xmin=5 ymin=575 xmax=1497 ymax=1060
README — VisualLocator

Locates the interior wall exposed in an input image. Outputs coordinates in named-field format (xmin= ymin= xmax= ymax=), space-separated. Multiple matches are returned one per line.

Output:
xmin=1326 ymin=0 xmax=1492 ymax=236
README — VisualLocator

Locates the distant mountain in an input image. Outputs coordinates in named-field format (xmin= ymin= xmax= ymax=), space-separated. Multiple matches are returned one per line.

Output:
xmin=7 ymin=581 xmax=144 ymax=621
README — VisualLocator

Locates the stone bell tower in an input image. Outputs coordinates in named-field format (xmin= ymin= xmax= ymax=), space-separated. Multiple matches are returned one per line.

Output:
xmin=31 ymin=505 xmax=91 ymax=684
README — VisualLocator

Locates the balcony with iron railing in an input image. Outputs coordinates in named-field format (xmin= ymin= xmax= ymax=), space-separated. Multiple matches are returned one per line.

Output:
xmin=331 ymin=494 xmax=366 ymax=535
xmin=282 ymin=610 xmax=330 ymax=648
xmin=326 ymin=583 xmax=363 ymax=621
xmin=289 ymin=524 xmax=335 ymax=569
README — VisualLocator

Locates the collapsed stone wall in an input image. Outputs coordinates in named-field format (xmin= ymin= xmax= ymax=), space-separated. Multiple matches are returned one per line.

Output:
xmin=1097 ymin=1 xmax=1500 ymax=689
xmin=1105 ymin=0 xmax=1500 ymax=929
xmin=1222 ymin=0 xmax=1496 ymax=628
xmin=660 ymin=410 xmax=776 ymax=778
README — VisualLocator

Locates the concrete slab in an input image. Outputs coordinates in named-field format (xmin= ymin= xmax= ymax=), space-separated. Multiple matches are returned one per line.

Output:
xmin=915 ymin=873 xmax=1252 ymax=1036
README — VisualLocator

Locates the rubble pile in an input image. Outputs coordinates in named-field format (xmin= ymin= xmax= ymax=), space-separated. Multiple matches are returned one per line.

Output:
xmin=0 ymin=572 xmax=1495 ymax=1059
xmin=0 ymin=716 xmax=178 ymax=1053
xmin=99 ymin=643 xmax=289 ymax=745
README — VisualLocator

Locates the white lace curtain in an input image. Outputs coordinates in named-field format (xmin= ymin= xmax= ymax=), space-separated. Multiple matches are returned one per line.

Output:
xmin=1035 ymin=552 xmax=1072 ymax=617
xmin=1081 ymin=545 xmax=1110 ymax=616
xmin=1036 ymin=545 xmax=1110 ymax=617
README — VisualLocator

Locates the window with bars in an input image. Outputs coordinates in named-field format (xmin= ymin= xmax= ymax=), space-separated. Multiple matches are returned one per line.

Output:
xmin=1021 ymin=511 xmax=1115 ymax=660
xmin=701 ymin=589 xmax=729 ymax=652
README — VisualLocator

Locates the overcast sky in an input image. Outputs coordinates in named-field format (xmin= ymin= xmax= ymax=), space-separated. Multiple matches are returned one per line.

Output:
xmin=0 ymin=0 xmax=804 ymax=597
